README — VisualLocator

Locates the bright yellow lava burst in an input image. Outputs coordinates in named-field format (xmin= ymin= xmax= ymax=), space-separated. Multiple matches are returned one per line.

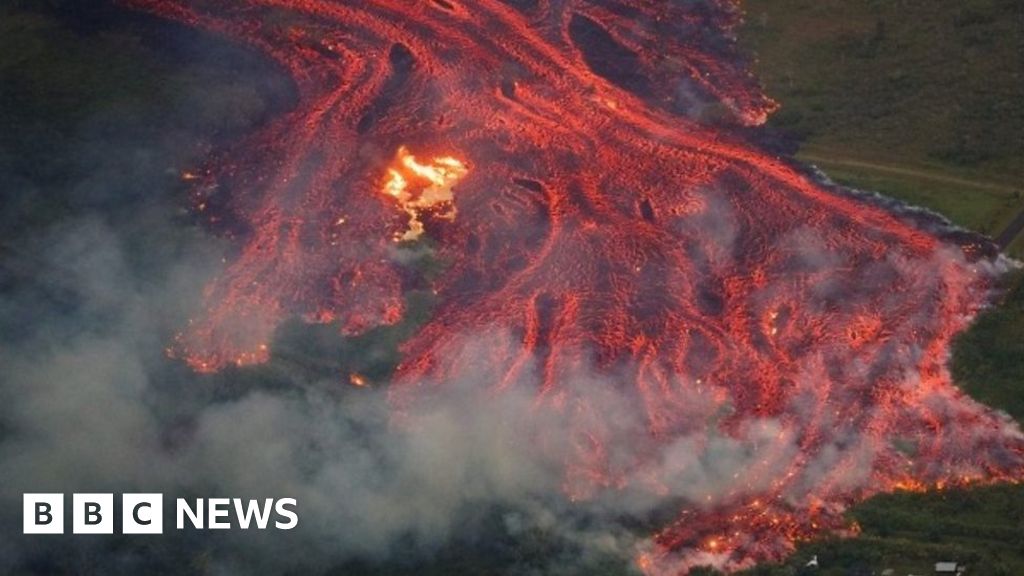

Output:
xmin=382 ymin=146 xmax=468 ymax=241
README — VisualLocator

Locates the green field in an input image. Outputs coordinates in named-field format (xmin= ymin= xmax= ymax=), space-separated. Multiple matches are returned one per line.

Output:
xmin=953 ymin=272 xmax=1024 ymax=422
xmin=743 ymin=0 xmax=1024 ymax=248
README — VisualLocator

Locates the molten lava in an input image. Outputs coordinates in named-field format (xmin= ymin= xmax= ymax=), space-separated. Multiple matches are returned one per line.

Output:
xmin=383 ymin=146 xmax=467 ymax=241
xmin=121 ymin=0 xmax=1023 ymax=572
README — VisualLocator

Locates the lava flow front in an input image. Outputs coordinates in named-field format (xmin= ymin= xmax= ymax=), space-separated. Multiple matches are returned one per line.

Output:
xmin=121 ymin=0 xmax=1024 ymax=573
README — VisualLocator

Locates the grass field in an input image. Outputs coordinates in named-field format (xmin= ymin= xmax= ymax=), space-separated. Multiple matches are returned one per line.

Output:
xmin=742 ymin=0 xmax=1024 ymax=250
xmin=799 ymin=148 xmax=1020 ymax=236
xmin=953 ymin=271 xmax=1024 ymax=421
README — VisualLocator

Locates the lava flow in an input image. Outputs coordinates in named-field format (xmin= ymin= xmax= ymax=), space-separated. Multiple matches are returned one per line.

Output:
xmin=121 ymin=0 xmax=1024 ymax=573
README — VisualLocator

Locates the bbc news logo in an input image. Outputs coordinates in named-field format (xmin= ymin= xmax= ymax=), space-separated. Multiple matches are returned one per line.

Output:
xmin=24 ymin=494 xmax=298 ymax=534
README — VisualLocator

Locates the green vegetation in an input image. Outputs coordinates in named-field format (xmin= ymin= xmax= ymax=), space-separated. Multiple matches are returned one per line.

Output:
xmin=953 ymin=271 xmax=1024 ymax=421
xmin=743 ymin=0 xmax=1024 ymax=247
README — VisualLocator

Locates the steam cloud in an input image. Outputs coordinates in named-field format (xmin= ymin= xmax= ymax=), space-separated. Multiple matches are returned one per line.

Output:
xmin=0 ymin=202 xmax=850 ymax=575
xmin=0 ymin=210 xmax=797 ymax=574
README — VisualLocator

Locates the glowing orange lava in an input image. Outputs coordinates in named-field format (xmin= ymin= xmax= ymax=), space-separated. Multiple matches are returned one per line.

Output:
xmin=120 ymin=0 xmax=1023 ymax=573
xmin=383 ymin=146 xmax=467 ymax=241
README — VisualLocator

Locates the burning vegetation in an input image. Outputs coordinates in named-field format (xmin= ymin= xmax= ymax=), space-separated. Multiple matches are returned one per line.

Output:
xmin=119 ymin=0 xmax=1023 ymax=573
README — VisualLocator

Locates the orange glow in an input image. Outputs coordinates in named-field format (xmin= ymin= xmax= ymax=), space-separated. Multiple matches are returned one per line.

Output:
xmin=382 ymin=146 xmax=468 ymax=241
